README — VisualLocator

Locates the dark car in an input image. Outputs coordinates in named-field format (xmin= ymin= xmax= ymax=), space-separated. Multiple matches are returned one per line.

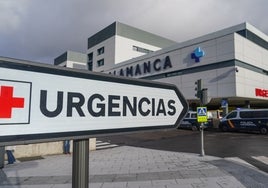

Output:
xmin=178 ymin=111 xmax=212 ymax=131
xmin=219 ymin=109 xmax=268 ymax=134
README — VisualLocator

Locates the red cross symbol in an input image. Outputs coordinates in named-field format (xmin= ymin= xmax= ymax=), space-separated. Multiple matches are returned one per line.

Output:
xmin=0 ymin=86 xmax=25 ymax=118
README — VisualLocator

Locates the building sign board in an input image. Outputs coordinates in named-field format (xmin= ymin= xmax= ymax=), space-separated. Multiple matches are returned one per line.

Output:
xmin=221 ymin=99 xmax=228 ymax=108
xmin=0 ymin=59 xmax=188 ymax=144
xmin=255 ymin=88 xmax=268 ymax=98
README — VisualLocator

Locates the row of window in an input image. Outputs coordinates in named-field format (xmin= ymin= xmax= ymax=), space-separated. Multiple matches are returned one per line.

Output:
xmin=87 ymin=59 xmax=104 ymax=69
xmin=133 ymin=45 xmax=153 ymax=54
xmin=237 ymin=29 xmax=268 ymax=51
xmin=97 ymin=46 xmax=104 ymax=67
xmin=88 ymin=45 xmax=153 ymax=69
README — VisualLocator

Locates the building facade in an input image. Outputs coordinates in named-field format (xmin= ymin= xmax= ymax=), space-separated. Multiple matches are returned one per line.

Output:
xmin=87 ymin=22 xmax=176 ymax=72
xmin=87 ymin=22 xmax=268 ymax=110
xmin=54 ymin=50 xmax=87 ymax=69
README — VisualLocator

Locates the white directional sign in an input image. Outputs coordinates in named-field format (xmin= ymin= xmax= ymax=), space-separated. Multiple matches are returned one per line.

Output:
xmin=0 ymin=58 xmax=188 ymax=144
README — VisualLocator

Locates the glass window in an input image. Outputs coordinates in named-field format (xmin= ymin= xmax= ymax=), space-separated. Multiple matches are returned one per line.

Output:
xmin=132 ymin=45 xmax=153 ymax=54
xmin=88 ymin=53 xmax=93 ymax=61
xmin=254 ymin=111 xmax=268 ymax=118
xmin=97 ymin=47 xmax=104 ymax=55
xmin=237 ymin=29 xmax=268 ymax=51
xmin=261 ymin=111 xmax=268 ymax=117
xmin=132 ymin=46 xmax=138 ymax=51
xmin=97 ymin=59 xmax=104 ymax=67
xmin=240 ymin=110 xmax=268 ymax=118
xmin=87 ymin=53 xmax=93 ymax=71
xmin=226 ymin=112 xmax=237 ymax=119
xmin=191 ymin=113 xmax=197 ymax=118
xmin=87 ymin=62 xmax=92 ymax=71
xmin=240 ymin=111 xmax=253 ymax=118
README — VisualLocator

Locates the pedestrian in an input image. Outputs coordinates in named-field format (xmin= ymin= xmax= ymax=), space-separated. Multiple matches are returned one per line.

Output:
xmin=6 ymin=146 xmax=16 ymax=164
xmin=63 ymin=140 xmax=70 ymax=154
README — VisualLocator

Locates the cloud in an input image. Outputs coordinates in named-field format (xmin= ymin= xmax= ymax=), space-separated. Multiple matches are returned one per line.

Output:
xmin=0 ymin=0 xmax=267 ymax=64
xmin=0 ymin=0 xmax=30 ymax=33
xmin=125 ymin=0 xmax=268 ymax=42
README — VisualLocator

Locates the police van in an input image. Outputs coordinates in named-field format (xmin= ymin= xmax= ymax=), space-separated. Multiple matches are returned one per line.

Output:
xmin=219 ymin=109 xmax=268 ymax=134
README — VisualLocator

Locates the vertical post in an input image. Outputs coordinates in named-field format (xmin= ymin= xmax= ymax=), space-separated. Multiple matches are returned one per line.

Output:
xmin=200 ymin=123 xmax=205 ymax=157
xmin=245 ymin=100 xmax=250 ymax=109
xmin=221 ymin=98 xmax=228 ymax=117
xmin=0 ymin=146 xmax=5 ymax=169
xmin=72 ymin=139 xmax=89 ymax=188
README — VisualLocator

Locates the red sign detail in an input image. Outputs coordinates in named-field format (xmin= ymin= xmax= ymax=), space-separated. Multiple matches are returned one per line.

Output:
xmin=0 ymin=86 xmax=25 ymax=118
xmin=255 ymin=88 xmax=268 ymax=98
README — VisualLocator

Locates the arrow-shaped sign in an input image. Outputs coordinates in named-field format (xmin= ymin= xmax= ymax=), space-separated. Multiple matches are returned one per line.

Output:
xmin=0 ymin=57 xmax=188 ymax=144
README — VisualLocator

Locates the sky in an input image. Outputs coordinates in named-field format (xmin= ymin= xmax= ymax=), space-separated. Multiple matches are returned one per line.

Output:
xmin=0 ymin=0 xmax=268 ymax=64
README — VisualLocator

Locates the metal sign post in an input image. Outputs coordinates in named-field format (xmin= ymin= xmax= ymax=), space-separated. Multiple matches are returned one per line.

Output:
xmin=72 ymin=139 xmax=89 ymax=188
xmin=197 ymin=107 xmax=207 ymax=157
xmin=221 ymin=99 xmax=228 ymax=117
xmin=200 ymin=123 xmax=205 ymax=157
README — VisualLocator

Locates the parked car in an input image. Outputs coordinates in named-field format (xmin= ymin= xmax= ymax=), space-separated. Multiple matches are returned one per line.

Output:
xmin=178 ymin=111 xmax=212 ymax=131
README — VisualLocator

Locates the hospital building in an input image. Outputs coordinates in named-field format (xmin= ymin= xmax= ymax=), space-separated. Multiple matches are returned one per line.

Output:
xmin=55 ymin=21 xmax=268 ymax=112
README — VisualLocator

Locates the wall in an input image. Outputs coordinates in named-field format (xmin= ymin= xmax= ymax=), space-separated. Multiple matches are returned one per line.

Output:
xmin=234 ymin=33 xmax=268 ymax=100
xmin=114 ymin=35 xmax=161 ymax=64
xmin=156 ymin=66 xmax=236 ymax=100
xmin=8 ymin=138 xmax=96 ymax=159
xmin=106 ymin=34 xmax=235 ymax=78
xmin=67 ymin=61 xmax=87 ymax=70
xmin=89 ymin=36 xmax=116 ymax=72
xmin=235 ymin=33 xmax=268 ymax=71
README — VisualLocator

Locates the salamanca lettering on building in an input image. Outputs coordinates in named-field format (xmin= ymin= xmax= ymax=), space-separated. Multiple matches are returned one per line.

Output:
xmin=109 ymin=56 xmax=172 ymax=77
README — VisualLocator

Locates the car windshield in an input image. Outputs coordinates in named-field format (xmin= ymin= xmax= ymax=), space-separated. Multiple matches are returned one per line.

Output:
xmin=226 ymin=111 xmax=237 ymax=119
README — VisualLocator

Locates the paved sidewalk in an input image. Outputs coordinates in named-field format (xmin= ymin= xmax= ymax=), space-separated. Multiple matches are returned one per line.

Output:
xmin=0 ymin=146 xmax=268 ymax=188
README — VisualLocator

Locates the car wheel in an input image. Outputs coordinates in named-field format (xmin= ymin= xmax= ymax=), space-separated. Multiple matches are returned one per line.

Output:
xmin=260 ymin=127 xmax=268 ymax=135
xmin=222 ymin=125 xmax=228 ymax=132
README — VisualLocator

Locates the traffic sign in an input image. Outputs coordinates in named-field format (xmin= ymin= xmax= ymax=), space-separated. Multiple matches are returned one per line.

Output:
xmin=221 ymin=99 xmax=228 ymax=107
xmin=197 ymin=107 xmax=207 ymax=123
xmin=0 ymin=57 xmax=188 ymax=145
